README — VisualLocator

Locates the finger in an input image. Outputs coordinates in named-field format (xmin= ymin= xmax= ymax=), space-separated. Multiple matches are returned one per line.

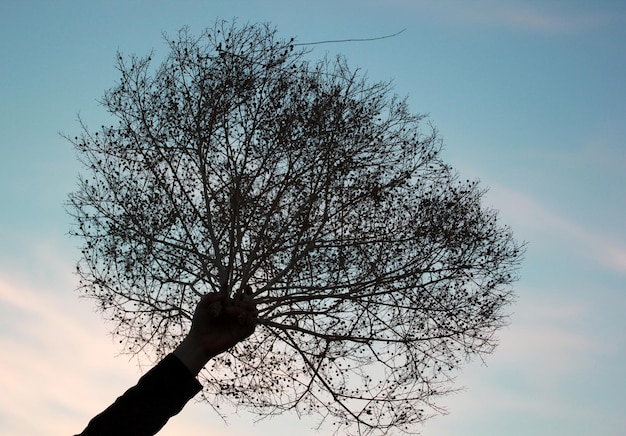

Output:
xmin=200 ymin=292 xmax=226 ymax=305
xmin=223 ymin=303 xmax=257 ymax=319
xmin=223 ymin=305 xmax=258 ymax=328
xmin=198 ymin=293 xmax=226 ymax=318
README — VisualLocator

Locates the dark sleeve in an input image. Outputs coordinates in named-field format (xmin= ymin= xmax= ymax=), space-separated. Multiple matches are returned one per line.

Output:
xmin=77 ymin=354 xmax=203 ymax=436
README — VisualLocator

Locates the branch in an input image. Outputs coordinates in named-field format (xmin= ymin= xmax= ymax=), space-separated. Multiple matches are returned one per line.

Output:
xmin=294 ymin=29 xmax=406 ymax=46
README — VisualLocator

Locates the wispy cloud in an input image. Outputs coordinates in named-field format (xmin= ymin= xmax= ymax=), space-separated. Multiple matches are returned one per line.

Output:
xmin=0 ymin=274 xmax=307 ymax=436
xmin=0 ymin=275 xmax=137 ymax=435
xmin=487 ymin=184 xmax=626 ymax=274
xmin=423 ymin=288 xmax=612 ymax=435
xmin=494 ymin=290 xmax=602 ymax=378
xmin=399 ymin=0 xmax=623 ymax=34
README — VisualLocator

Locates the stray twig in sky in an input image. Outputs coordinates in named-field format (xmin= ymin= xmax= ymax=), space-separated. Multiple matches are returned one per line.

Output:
xmin=294 ymin=29 xmax=406 ymax=46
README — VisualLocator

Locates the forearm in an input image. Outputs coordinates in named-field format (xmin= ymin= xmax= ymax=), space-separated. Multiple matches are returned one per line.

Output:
xmin=77 ymin=354 xmax=202 ymax=436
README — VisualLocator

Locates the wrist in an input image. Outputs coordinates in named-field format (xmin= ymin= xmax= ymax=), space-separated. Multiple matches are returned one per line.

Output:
xmin=172 ymin=335 xmax=215 ymax=376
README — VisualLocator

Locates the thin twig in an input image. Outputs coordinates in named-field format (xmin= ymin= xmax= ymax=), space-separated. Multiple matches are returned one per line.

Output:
xmin=294 ymin=29 xmax=406 ymax=46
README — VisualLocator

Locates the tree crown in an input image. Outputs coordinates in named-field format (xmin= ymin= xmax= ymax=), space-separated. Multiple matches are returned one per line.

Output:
xmin=67 ymin=20 xmax=524 ymax=435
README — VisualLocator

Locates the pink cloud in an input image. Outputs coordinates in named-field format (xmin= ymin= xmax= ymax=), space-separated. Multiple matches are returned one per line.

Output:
xmin=0 ymin=275 xmax=139 ymax=435
xmin=0 ymin=274 xmax=312 ymax=436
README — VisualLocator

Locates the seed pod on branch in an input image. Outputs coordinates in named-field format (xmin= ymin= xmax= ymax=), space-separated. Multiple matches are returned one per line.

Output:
xmin=66 ymin=20 xmax=524 ymax=435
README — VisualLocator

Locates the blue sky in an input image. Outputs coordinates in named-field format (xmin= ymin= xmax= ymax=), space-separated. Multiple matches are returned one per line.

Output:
xmin=1 ymin=1 xmax=624 ymax=435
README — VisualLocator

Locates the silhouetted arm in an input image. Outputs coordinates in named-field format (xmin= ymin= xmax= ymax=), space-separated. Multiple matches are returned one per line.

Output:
xmin=77 ymin=293 xmax=257 ymax=436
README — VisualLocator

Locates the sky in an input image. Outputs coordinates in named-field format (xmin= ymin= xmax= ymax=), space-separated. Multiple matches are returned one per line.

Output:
xmin=0 ymin=0 xmax=624 ymax=435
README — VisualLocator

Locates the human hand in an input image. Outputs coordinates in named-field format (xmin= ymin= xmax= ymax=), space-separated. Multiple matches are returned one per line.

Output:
xmin=174 ymin=290 xmax=257 ymax=375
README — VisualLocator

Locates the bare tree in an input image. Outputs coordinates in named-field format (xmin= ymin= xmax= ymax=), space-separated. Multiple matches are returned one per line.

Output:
xmin=66 ymin=20 xmax=524 ymax=435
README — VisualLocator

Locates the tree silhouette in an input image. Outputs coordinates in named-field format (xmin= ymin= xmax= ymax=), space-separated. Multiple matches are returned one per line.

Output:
xmin=67 ymin=21 xmax=524 ymax=435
